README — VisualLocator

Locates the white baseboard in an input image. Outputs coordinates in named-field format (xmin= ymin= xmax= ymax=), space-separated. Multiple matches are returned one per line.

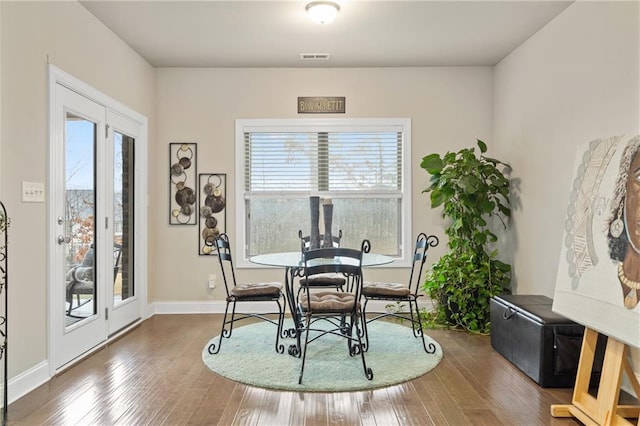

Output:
xmin=148 ymin=300 xmax=227 ymax=315
xmin=8 ymin=360 xmax=49 ymax=405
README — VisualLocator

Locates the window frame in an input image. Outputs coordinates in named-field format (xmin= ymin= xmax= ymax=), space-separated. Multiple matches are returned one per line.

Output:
xmin=234 ymin=118 xmax=412 ymax=268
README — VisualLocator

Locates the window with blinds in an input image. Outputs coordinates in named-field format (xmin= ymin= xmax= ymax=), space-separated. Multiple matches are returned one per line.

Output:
xmin=244 ymin=131 xmax=402 ymax=192
xmin=235 ymin=118 xmax=412 ymax=264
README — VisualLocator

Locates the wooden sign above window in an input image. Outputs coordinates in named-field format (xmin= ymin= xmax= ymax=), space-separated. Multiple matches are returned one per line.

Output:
xmin=298 ymin=97 xmax=345 ymax=114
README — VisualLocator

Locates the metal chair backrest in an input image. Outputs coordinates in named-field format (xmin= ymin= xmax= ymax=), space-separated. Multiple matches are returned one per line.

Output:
xmin=301 ymin=240 xmax=370 ymax=310
xmin=298 ymin=229 xmax=343 ymax=252
xmin=214 ymin=233 xmax=237 ymax=297
xmin=408 ymin=233 xmax=439 ymax=294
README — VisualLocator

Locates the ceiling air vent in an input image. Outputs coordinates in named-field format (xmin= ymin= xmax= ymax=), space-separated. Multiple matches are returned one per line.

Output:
xmin=300 ymin=53 xmax=330 ymax=60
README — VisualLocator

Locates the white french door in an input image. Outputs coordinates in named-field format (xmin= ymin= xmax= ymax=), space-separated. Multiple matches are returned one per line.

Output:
xmin=48 ymin=66 xmax=148 ymax=371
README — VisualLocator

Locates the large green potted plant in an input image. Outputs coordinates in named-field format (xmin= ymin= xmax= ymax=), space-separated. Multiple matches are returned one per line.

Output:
xmin=420 ymin=139 xmax=511 ymax=334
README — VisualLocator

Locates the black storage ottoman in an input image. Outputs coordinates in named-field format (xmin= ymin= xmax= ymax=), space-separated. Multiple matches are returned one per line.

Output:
xmin=490 ymin=294 xmax=602 ymax=388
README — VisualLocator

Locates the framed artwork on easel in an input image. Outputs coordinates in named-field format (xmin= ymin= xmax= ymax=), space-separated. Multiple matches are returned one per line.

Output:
xmin=553 ymin=135 xmax=640 ymax=348
xmin=550 ymin=135 xmax=640 ymax=425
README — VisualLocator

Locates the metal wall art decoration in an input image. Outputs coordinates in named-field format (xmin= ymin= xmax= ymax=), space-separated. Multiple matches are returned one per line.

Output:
xmin=169 ymin=143 xmax=197 ymax=225
xmin=199 ymin=173 xmax=226 ymax=255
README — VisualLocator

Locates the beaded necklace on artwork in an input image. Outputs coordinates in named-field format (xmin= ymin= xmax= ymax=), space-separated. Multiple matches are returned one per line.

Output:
xmin=617 ymin=263 xmax=640 ymax=290
xmin=617 ymin=263 xmax=640 ymax=308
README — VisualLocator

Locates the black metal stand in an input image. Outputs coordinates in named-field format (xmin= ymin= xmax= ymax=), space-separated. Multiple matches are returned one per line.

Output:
xmin=0 ymin=201 xmax=8 ymax=426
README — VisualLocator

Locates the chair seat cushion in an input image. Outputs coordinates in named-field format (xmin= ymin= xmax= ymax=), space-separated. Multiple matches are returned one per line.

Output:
xmin=231 ymin=282 xmax=282 ymax=298
xmin=362 ymin=282 xmax=411 ymax=297
xmin=299 ymin=273 xmax=346 ymax=287
xmin=300 ymin=291 xmax=357 ymax=313
xmin=66 ymin=266 xmax=95 ymax=295
xmin=67 ymin=266 xmax=93 ymax=282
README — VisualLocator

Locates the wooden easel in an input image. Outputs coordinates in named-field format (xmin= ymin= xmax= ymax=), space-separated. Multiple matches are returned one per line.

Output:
xmin=551 ymin=328 xmax=640 ymax=425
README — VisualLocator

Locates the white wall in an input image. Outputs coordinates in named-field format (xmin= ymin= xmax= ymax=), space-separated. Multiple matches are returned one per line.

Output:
xmin=153 ymin=67 xmax=494 ymax=303
xmin=494 ymin=0 xmax=639 ymax=375
xmin=0 ymin=1 xmax=155 ymax=381
xmin=494 ymin=0 xmax=639 ymax=296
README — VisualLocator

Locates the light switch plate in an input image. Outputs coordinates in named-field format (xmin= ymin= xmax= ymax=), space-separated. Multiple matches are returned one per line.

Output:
xmin=22 ymin=181 xmax=45 ymax=203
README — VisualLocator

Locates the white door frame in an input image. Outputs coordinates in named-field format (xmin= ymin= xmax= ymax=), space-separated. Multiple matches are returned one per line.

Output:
xmin=47 ymin=65 xmax=148 ymax=374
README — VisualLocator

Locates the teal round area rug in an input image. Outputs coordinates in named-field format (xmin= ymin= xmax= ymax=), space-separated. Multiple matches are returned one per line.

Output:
xmin=201 ymin=321 xmax=443 ymax=392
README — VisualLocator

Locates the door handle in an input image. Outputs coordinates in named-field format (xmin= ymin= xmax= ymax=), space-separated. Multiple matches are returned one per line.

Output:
xmin=57 ymin=235 xmax=70 ymax=245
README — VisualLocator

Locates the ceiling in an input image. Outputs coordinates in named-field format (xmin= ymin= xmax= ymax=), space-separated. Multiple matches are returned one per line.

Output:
xmin=80 ymin=1 xmax=573 ymax=68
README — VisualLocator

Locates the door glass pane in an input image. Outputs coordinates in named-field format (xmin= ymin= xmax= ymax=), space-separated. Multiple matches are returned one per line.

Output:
xmin=65 ymin=113 xmax=96 ymax=325
xmin=114 ymin=131 xmax=134 ymax=306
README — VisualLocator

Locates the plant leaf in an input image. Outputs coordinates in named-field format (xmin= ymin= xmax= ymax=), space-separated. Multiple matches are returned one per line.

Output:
xmin=430 ymin=190 xmax=446 ymax=208
xmin=420 ymin=154 xmax=443 ymax=173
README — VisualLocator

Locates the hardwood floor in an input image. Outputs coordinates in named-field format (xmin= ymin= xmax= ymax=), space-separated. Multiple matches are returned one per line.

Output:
xmin=8 ymin=314 xmax=581 ymax=425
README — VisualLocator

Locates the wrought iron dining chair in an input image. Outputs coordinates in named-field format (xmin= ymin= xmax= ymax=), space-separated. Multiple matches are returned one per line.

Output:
xmin=295 ymin=240 xmax=373 ymax=384
xmin=298 ymin=229 xmax=345 ymax=293
xmin=207 ymin=233 xmax=285 ymax=354
xmin=361 ymin=233 xmax=439 ymax=353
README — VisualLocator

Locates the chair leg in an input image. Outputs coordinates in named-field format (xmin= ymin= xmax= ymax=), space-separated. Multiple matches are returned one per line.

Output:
xmin=226 ymin=300 xmax=239 ymax=337
xmin=66 ymin=290 xmax=73 ymax=315
xmin=361 ymin=299 xmax=371 ymax=352
xmin=352 ymin=313 xmax=374 ymax=380
xmin=208 ymin=300 xmax=232 ymax=354
xmin=65 ymin=293 xmax=82 ymax=316
xmin=298 ymin=315 xmax=311 ymax=384
xmin=411 ymin=298 xmax=436 ymax=354
xmin=287 ymin=304 xmax=303 ymax=357
xmin=274 ymin=298 xmax=285 ymax=354
xmin=407 ymin=299 xmax=421 ymax=337
xmin=345 ymin=317 xmax=356 ymax=355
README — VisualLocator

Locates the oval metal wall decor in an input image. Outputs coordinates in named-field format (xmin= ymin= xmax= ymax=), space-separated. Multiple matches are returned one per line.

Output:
xmin=199 ymin=173 xmax=226 ymax=255
xmin=169 ymin=143 xmax=198 ymax=225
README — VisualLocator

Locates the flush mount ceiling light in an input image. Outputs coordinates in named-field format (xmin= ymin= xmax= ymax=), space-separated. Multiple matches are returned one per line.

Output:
xmin=305 ymin=1 xmax=340 ymax=24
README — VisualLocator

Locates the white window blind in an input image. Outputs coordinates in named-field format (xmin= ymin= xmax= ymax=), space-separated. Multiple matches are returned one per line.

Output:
xmin=244 ymin=131 xmax=402 ymax=193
